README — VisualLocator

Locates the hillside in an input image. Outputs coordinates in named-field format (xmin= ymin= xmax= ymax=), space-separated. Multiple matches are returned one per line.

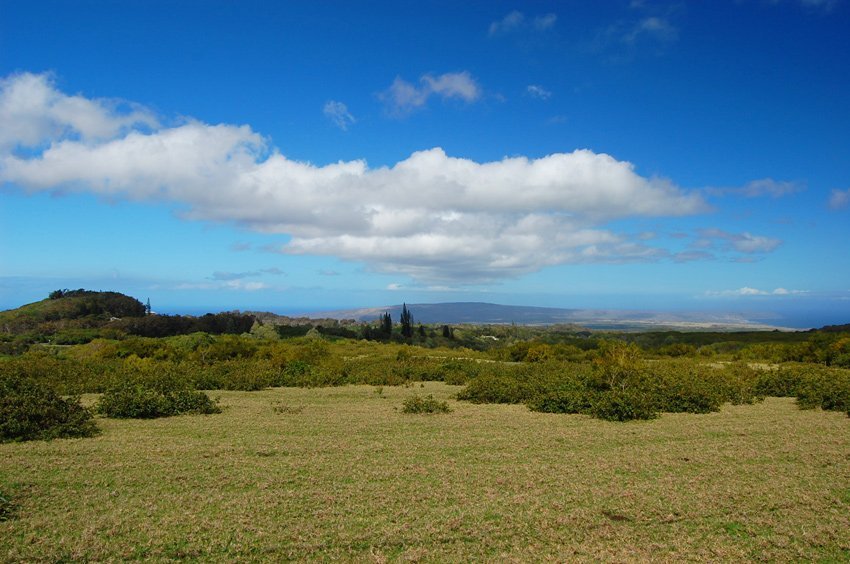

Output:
xmin=0 ymin=290 xmax=146 ymax=334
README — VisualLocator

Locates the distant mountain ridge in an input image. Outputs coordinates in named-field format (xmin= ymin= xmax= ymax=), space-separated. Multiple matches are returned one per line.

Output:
xmin=316 ymin=302 xmax=794 ymax=331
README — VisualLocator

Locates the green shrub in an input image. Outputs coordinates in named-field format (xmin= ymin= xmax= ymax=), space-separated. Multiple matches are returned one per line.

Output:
xmin=97 ymin=371 xmax=220 ymax=419
xmin=457 ymin=372 xmax=528 ymax=404
xmin=589 ymin=388 xmax=658 ymax=422
xmin=795 ymin=367 xmax=850 ymax=412
xmin=0 ymin=489 xmax=16 ymax=521
xmin=435 ymin=359 xmax=481 ymax=385
xmin=278 ymin=360 xmax=313 ymax=386
xmin=0 ymin=375 xmax=99 ymax=442
xmin=460 ymin=358 xmax=769 ymax=421
xmin=655 ymin=375 xmax=720 ymax=413
xmin=651 ymin=362 xmax=728 ymax=414
xmin=0 ymin=353 xmax=123 ymax=394
xmin=401 ymin=394 xmax=451 ymax=414
xmin=753 ymin=365 xmax=804 ymax=397
xmin=526 ymin=383 xmax=593 ymax=414
xmin=657 ymin=343 xmax=698 ymax=357
xmin=194 ymin=359 xmax=279 ymax=391
xmin=713 ymin=363 xmax=762 ymax=406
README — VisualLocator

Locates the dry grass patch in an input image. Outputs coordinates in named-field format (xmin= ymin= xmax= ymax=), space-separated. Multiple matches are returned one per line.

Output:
xmin=1 ymin=383 xmax=849 ymax=561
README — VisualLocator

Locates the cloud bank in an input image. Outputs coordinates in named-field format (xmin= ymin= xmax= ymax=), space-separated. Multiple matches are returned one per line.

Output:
xmin=2 ymin=72 xmax=716 ymax=283
xmin=707 ymin=287 xmax=807 ymax=297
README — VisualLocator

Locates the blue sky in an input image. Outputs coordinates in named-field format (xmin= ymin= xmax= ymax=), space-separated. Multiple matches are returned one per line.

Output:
xmin=1 ymin=0 xmax=849 ymax=326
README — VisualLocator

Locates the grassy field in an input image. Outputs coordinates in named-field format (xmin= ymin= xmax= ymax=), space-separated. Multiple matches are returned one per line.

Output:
xmin=2 ymin=383 xmax=849 ymax=562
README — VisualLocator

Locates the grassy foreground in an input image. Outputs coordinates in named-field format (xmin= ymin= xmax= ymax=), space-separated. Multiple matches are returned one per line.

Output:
xmin=1 ymin=383 xmax=849 ymax=562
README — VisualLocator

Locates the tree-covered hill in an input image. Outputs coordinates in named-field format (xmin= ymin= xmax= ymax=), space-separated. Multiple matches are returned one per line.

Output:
xmin=0 ymin=290 xmax=256 ymax=352
xmin=0 ymin=289 xmax=146 ymax=334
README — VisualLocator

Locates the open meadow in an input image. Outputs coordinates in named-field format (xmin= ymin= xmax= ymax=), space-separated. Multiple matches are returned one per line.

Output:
xmin=4 ymin=2 xmax=850 ymax=559
xmin=2 ymin=383 xmax=849 ymax=562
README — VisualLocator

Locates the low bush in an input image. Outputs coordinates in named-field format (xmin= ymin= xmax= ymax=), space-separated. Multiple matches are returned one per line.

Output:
xmin=0 ymin=489 xmax=16 ymax=521
xmin=456 ymin=369 xmax=533 ymax=404
xmin=277 ymin=360 xmax=314 ymax=386
xmin=401 ymin=394 xmax=451 ymax=414
xmin=795 ymin=366 xmax=850 ymax=412
xmin=193 ymin=359 xmax=280 ymax=391
xmin=650 ymin=361 xmax=760 ymax=413
xmin=0 ymin=375 xmax=99 ymax=442
xmin=754 ymin=365 xmax=806 ymax=397
xmin=589 ymin=388 xmax=659 ymax=422
xmin=433 ymin=359 xmax=481 ymax=385
xmin=97 ymin=369 xmax=220 ymax=418
xmin=712 ymin=363 xmax=762 ymax=406
xmin=459 ymin=358 xmax=766 ymax=421
xmin=526 ymin=382 xmax=593 ymax=415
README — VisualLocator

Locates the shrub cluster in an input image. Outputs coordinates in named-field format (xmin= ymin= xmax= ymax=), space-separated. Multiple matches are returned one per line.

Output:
xmin=750 ymin=363 xmax=850 ymax=414
xmin=401 ymin=394 xmax=452 ymax=414
xmin=459 ymin=343 xmax=767 ymax=421
xmin=459 ymin=352 xmax=850 ymax=421
xmin=793 ymin=366 xmax=850 ymax=412
xmin=0 ymin=346 xmax=485 ymax=398
xmin=4 ymin=331 xmax=848 ymax=423
xmin=96 ymin=368 xmax=220 ymax=419
xmin=0 ymin=375 xmax=99 ymax=442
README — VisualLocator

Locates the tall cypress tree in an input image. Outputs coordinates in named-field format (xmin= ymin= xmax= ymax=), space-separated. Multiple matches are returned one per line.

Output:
xmin=400 ymin=303 xmax=413 ymax=339
xmin=380 ymin=312 xmax=393 ymax=336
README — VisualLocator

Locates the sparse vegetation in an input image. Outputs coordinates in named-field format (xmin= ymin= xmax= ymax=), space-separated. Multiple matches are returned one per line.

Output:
xmin=401 ymin=393 xmax=451 ymax=413
xmin=1 ymin=385 xmax=848 ymax=561
xmin=1 ymin=290 xmax=850 ymax=558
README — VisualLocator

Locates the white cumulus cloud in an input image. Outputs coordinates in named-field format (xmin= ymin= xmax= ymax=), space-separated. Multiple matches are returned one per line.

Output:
xmin=1 ymin=72 xmax=711 ymax=283
xmin=0 ymin=72 xmax=159 ymax=151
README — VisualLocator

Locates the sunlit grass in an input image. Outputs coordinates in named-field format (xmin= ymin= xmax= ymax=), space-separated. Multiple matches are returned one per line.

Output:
xmin=2 ymin=383 xmax=849 ymax=561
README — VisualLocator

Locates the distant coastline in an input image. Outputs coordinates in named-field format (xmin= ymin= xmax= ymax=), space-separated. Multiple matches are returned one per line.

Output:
xmin=145 ymin=302 xmax=826 ymax=331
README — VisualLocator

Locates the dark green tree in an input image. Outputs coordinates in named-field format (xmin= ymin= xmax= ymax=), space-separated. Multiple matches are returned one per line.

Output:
xmin=400 ymin=303 xmax=413 ymax=339
xmin=380 ymin=312 xmax=393 ymax=336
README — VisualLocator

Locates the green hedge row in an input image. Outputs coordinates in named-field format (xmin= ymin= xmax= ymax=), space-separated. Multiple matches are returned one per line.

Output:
xmin=457 ymin=356 xmax=850 ymax=421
